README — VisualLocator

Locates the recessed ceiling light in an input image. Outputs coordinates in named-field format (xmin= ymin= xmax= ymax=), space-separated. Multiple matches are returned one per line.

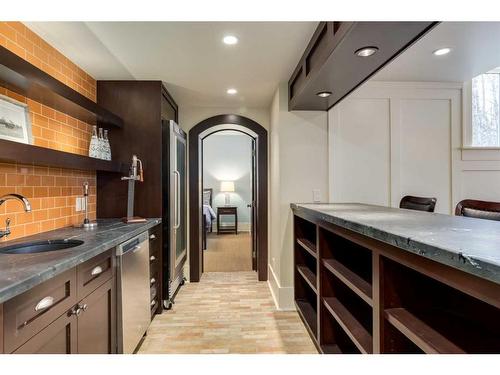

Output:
xmin=223 ymin=35 xmax=238 ymax=45
xmin=355 ymin=46 xmax=378 ymax=57
xmin=316 ymin=91 xmax=332 ymax=98
xmin=433 ymin=47 xmax=451 ymax=56
xmin=227 ymin=88 xmax=238 ymax=95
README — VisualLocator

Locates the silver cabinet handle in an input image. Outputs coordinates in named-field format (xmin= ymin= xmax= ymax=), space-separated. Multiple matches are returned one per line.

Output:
xmin=91 ymin=266 xmax=103 ymax=276
xmin=150 ymin=255 xmax=156 ymax=261
xmin=150 ymin=300 xmax=156 ymax=307
xmin=149 ymin=234 xmax=156 ymax=240
xmin=80 ymin=303 xmax=88 ymax=312
xmin=173 ymin=170 xmax=181 ymax=229
xmin=35 ymin=296 xmax=54 ymax=311
xmin=150 ymin=278 xmax=156 ymax=285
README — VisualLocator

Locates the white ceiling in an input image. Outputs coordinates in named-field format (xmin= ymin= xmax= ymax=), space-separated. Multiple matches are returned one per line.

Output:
xmin=26 ymin=22 xmax=317 ymax=108
xmin=374 ymin=22 xmax=500 ymax=82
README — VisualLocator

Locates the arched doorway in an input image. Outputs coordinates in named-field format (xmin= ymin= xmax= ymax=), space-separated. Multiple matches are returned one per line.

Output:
xmin=189 ymin=114 xmax=268 ymax=282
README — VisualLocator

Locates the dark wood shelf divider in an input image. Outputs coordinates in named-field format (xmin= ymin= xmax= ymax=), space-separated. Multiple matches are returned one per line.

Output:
xmin=384 ymin=308 xmax=466 ymax=354
xmin=323 ymin=259 xmax=372 ymax=306
xmin=297 ymin=238 xmax=317 ymax=258
xmin=0 ymin=46 xmax=123 ymax=129
xmin=0 ymin=138 xmax=127 ymax=173
xmin=323 ymin=297 xmax=373 ymax=354
xmin=296 ymin=265 xmax=317 ymax=294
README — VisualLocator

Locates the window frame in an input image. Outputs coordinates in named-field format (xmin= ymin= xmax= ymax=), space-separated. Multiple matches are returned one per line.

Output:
xmin=463 ymin=70 xmax=500 ymax=149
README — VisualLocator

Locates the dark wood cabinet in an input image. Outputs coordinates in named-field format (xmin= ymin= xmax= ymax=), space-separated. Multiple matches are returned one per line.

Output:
xmin=288 ymin=22 xmax=437 ymax=111
xmin=216 ymin=206 xmax=238 ymax=234
xmin=77 ymin=278 xmax=116 ymax=354
xmin=97 ymin=82 xmax=178 ymax=316
xmin=149 ymin=224 xmax=162 ymax=318
xmin=293 ymin=210 xmax=500 ymax=354
xmin=13 ymin=311 xmax=77 ymax=354
xmin=1 ymin=249 xmax=117 ymax=354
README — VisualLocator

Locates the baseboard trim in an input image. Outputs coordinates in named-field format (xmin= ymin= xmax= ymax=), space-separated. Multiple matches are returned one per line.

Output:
xmin=267 ymin=264 xmax=295 ymax=311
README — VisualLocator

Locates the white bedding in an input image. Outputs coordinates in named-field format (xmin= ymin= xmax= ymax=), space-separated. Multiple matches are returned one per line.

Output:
xmin=203 ymin=204 xmax=216 ymax=227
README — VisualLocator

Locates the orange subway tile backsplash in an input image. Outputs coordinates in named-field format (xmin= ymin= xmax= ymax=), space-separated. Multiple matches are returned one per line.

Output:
xmin=0 ymin=22 xmax=100 ymax=242
xmin=0 ymin=163 xmax=96 ymax=242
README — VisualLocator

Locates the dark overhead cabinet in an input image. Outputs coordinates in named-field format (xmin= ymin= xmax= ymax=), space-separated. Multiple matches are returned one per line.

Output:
xmin=288 ymin=22 xmax=438 ymax=111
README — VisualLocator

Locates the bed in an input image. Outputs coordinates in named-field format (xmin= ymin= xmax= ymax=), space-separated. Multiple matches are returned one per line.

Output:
xmin=202 ymin=188 xmax=216 ymax=250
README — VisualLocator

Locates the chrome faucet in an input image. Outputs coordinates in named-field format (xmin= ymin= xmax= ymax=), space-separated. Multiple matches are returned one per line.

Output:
xmin=0 ymin=194 xmax=32 ymax=239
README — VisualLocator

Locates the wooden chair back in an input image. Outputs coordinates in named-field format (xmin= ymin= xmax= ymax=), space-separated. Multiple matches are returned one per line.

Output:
xmin=399 ymin=195 xmax=437 ymax=213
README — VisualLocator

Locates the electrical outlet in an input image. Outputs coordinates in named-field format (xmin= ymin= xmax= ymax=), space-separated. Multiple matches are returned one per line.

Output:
xmin=75 ymin=197 xmax=81 ymax=212
xmin=313 ymin=189 xmax=321 ymax=203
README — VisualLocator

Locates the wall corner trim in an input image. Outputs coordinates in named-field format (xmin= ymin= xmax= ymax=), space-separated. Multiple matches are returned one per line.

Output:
xmin=267 ymin=264 xmax=295 ymax=311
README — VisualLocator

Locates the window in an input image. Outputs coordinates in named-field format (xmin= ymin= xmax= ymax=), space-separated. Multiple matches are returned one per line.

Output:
xmin=471 ymin=67 xmax=500 ymax=147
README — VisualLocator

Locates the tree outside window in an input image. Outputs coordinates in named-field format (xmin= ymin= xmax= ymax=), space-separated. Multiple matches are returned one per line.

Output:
xmin=471 ymin=68 xmax=500 ymax=147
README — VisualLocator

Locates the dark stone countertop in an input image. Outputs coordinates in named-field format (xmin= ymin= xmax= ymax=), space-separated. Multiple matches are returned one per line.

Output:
xmin=291 ymin=203 xmax=500 ymax=285
xmin=0 ymin=218 xmax=161 ymax=303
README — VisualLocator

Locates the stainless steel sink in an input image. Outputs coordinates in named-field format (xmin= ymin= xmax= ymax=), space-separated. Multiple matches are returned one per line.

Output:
xmin=0 ymin=239 xmax=84 ymax=254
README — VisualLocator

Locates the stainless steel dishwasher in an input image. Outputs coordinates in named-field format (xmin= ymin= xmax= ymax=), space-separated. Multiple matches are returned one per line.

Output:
xmin=116 ymin=231 xmax=150 ymax=354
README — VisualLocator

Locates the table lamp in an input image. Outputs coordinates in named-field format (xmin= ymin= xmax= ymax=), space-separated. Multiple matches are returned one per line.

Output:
xmin=220 ymin=181 xmax=235 ymax=205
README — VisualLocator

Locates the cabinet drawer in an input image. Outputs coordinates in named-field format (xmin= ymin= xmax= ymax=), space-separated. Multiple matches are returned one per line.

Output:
xmin=77 ymin=249 xmax=114 ymax=299
xmin=13 ymin=310 xmax=77 ymax=354
xmin=4 ymin=268 xmax=77 ymax=353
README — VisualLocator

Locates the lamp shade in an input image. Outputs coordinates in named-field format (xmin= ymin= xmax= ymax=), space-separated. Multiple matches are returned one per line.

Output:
xmin=220 ymin=181 xmax=235 ymax=192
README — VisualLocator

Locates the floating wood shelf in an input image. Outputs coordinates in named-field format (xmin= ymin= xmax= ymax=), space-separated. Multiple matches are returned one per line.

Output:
xmin=323 ymin=259 xmax=372 ymax=306
xmin=296 ymin=299 xmax=317 ymax=336
xmin=0 ymin=138 xmax=127 ymax=173
xmin=323 ymin=297 xmax=373 ymax=354
xmin=384 ymin=308 xmax=466 ymax=354
xmin=0 ymin=46 xmax=123 ymax=129
xmin=296 ymin=265 xmax=317 ymax=294
xmin=297 ymin=238 xmax=317 ymax=258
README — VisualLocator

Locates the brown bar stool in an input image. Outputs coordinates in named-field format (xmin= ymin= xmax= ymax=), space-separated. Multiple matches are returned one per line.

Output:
xmin=399 ymin=195 xmax=437 ymax=212
xmin=455 ymin=199 xmax=500 ymax=221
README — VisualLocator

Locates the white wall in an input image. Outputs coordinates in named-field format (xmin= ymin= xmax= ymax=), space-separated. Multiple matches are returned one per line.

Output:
xmin=269 ymin=82 xmax=328 ymax=310
xmin=329 ymin=81 xmax=500 ymax=214
xmin=203 ymin=132 xmax=253 ymax=228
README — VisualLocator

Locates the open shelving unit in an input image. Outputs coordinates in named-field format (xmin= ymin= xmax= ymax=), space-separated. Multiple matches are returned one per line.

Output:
xmin=294 ymin=215 xmax=319 ymax=341
xmin=0 ymin=46 xmax=123 ymax=129
xmin=0 ymin=138 xmax=127 ymax=173
xmin=292 ymin=209 xmax=500 ymax=354
xmin=0 ymin=46 xmax=126 ymax=174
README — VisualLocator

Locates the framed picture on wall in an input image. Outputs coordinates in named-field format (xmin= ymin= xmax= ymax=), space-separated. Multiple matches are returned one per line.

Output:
xmin=0 ymin=94 xmax=33 ymax=145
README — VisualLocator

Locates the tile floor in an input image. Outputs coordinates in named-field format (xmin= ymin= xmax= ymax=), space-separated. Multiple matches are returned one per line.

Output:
xmin=138 ymin=272 xmax=317 ymax=354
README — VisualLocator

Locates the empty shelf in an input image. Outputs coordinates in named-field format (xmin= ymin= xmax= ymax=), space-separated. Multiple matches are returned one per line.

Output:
xmin=296 ymin=299 xmax=318 ymax=336
xmin=323 ymin=297 xmax=373 ymax=354
xmin=297 ymin=238 xmax=317 ymax=258
xmin=384 ymin=308 xmax=466 ymax=354
xmin=297 ymin=265 xmax=317 ymax=293
xmin=323 ymin=259 xmax=372 ymax=305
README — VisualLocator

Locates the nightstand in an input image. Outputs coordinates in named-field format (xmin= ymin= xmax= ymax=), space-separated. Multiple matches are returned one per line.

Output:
xmin=217 ymin=206 xmax=238 ymax=234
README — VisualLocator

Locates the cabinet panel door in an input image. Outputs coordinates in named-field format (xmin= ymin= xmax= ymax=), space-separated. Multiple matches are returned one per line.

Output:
xmin=77 ymin=278 xmax=116 ymax=354
xmin=13 ymin=312 xmax=77 ymax=354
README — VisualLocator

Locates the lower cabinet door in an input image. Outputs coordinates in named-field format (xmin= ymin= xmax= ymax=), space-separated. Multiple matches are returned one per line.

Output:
xmin=77 ymin=278 xmax=116 ymax=354
xmin=13 ymin=312 xmax=77 ymax=354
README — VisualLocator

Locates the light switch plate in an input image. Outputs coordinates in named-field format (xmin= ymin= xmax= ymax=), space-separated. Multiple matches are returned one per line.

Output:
xmin=313 ymin=189 xmax=321 ymax=203
xmin=75 ymin=197 xmax=81 ymax=212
